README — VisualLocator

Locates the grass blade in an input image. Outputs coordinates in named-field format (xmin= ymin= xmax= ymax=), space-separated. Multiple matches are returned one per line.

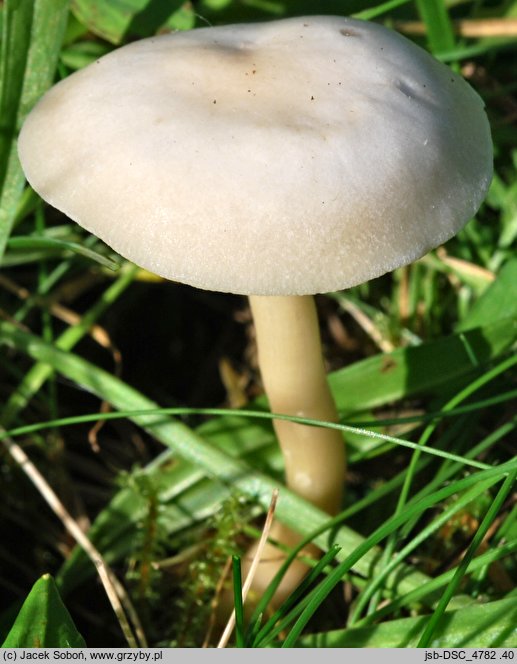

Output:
xmin=357 ymin=539 xmax=517 ymax=627
xmin=416 ymin=469 xmax=517 ymax=647
xmin=415 ymin=0 xmax=455 ymax=55
xmin=348 ymin=475 xmax=501 ymax=625
xmin=251 ymin=544 xmax=342 ymax=648
xmin=0 ymin=320 xmax=433 ymax=596
xmin=329 ymin=316 xmax=517 ymax=414
xmin=0 ymin=0 xmax=33 ymax=257
xmin=353 ymin=0 xmax=412 ymax=21
xmin=1 ymin=264 xmax=137 ymax=425
xmin=0 ymin=1 xmax=32 ymax=185
xmin=0 ymin=0 xmax=70 ymax=259
xmin=297 ymin=597 xmax=517 ymax=648
xmin=231 ymin=556 xmax=245 ymax=648
xmin=6 ymin=235 xmax=119 ymax=269
xmin=280 ymin=460 xmax=516 ymax=647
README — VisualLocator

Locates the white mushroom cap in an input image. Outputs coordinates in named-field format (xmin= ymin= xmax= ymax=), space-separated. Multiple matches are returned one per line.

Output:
xmin=18 ymin=16 xmax=492 ymax=296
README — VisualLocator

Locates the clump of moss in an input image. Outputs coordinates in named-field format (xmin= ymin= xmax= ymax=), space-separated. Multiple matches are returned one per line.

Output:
xmin=167 ymin=494 xmax=252 ymax=647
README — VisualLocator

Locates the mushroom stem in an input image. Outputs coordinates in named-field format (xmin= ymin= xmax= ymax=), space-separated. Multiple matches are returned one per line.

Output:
xmin=240 ymin=295 xmax=345 ymax=605
xmin=249 ymin=295 xmax=346 ymax=514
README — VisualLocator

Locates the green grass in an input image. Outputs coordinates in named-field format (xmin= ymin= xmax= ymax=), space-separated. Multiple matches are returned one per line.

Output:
xmin=0 ymin=0 xmax=516 ymax=649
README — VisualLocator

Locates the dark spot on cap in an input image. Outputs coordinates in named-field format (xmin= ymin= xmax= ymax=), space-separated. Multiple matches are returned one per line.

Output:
xmin=395 ymin=79 xmax=416 ymax=100
xmin=340 ymin=28 xmax=361 ymax=37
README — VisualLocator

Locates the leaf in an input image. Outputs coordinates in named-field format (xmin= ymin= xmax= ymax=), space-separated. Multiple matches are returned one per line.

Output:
xmin=457 ymin=258 xmax=517 ymax=333
xmin=60 ymin=41 xmax=112 ymax=71
xmin=415 ymin=0 xmax=455 ymax=55
xmin=280 ymin=462 xmax=515 ymax=646
xmin=4 ymin=315 xmax=513 ymax=595
xmin=5 ymin=235 xmax=120 ymax=270
xmin=0 ymin=0 xmax=34 ymax=256
xmin=297 ymin=597 xmax=517 ymax=647
xmin=2 ymin=574 xmax=86 ymax=647
xmin=0 ymin=1 xmax=32 ymax=185
xmin=417 ymin=469 xmax=517 ymax=647
xmin=329 ymin=315 xmax=517 ymax=414
xmin=0 ymin=320 xmax=432 ymax=599
xmin=0 ymin=0 xmax=70 ymax=259
xmin=71 ymin=0 xmax=194 ymax=45
xmin=353 ymin=0 xmax=412 ymax=21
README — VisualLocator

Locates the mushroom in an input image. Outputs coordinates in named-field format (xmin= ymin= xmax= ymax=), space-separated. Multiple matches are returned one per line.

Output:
xmin=18 ymin=16 xmax=492 ymax=602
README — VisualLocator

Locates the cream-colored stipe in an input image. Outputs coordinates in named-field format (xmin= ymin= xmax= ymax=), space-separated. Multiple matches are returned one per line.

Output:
xmin=249 ymin=295 xmax=345 ymax=514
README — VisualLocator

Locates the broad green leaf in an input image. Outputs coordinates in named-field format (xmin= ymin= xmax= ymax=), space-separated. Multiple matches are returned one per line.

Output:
xmin=71 ymin=0 xmax=194 ymax=45
xmin=329 ymin=315 xmax=517 ymax=414
xmin=458 ymin=258 xmax=517 ymax=333
xmin=2 ymin=575 xmax=85 ymax=648
xmin=298 ymin=597 xmax=517 ymax=648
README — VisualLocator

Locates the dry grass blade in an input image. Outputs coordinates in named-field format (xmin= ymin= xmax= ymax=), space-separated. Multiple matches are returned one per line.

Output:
xmin=217 ymin=488 xmax=279 ymax=648
xmin=0 ymin=429 xmax=146 ymax=648
xmin=48 ymin=301 xmax=124 ymax=452
xmin=0 ymin=274 xmax=122 ymax=452
xmin=203 ymin=556 xmax=233 ymax=648
xmin=436 ymin=248 xmax=495 ymax=285
xmin=396 ymin=18 xmax=517 ymax=38
xmin=338 ymin=297 xmax=394 ymax=353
